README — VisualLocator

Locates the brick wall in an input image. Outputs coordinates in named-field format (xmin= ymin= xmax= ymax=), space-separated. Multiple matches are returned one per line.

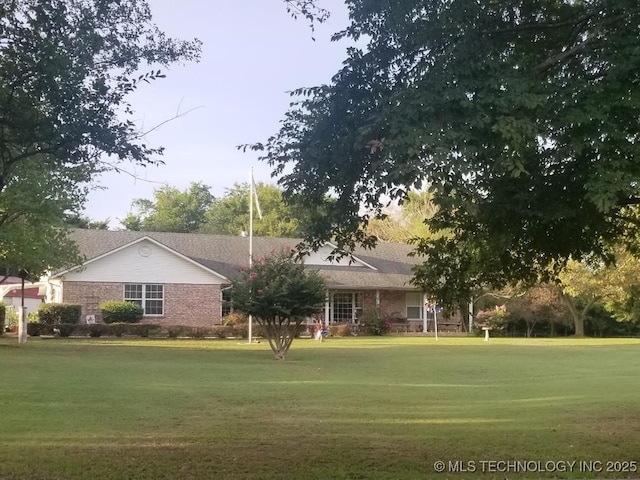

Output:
xmin=161 ymin=283 xmax=222 ymax=327
xmin=378 ymin=291 xmax=407 ymax=317
xmin=360 ymin=290 xmax=408 ymax=317
xmin=63 ymin=282 xmax=122 ymax=323
xmin=63 ymin=281 xmax=223 ymax=327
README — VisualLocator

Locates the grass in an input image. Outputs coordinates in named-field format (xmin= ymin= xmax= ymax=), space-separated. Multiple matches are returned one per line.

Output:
xmin=1 ymin=336 xmax=640 ymax=479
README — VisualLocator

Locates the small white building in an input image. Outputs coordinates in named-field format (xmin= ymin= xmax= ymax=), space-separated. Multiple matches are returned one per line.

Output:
xmin=0 ymin=278 xmax=45 ymax=318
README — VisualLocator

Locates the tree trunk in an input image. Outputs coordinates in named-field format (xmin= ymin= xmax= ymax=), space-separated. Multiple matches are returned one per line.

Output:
xmin=560 ymin=291 xmax=595 ymax=337
xmin=526 ymin=324 xmax=533 ymax=338
xmin=573 ymin=312 xmax=585 ymax=337
xmin=260 ymin=317 xmax=300 ymax=360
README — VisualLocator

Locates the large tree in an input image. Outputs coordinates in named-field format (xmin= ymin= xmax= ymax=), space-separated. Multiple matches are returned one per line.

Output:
xmin=0 ymin=0 xmax=200 ymax=273
xmin=559 ymin=250 xmax=640 ymax=336
xmin=121 ymin=182 xmax=214 ymax=232
xmin=201 ymin=183 xmax=311 ymax=238
xmin=0 ymin=155 xmax=86 ymax=277
xmin=252 ymin=0 xmax=640 ymax=306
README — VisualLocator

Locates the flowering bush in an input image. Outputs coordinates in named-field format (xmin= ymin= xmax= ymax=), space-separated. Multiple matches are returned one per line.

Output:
xmin=474 ymin=305 xmax=507 ymax=335
xmin=358 ymin=308 xmax=394 ymax=336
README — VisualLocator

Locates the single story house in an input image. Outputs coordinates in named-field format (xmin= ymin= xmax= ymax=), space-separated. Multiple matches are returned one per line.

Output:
xmin=44 ymin=229 xmax=447 ymax=330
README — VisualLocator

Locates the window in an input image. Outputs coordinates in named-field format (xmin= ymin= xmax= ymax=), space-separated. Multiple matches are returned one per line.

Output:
xmin=124 ymin=284 xmax=164 ymax=316
xmin=330 ymin=292 xmax=363 ymax=323
xmin=406 ymin=292 xmax=424 ymax=320
xmin=221 ymin=288 xmax=232 ymax=317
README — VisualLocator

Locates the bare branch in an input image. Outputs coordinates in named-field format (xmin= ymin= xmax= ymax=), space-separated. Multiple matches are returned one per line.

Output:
xmin=133 ymin=104 xmax=204 ymax=140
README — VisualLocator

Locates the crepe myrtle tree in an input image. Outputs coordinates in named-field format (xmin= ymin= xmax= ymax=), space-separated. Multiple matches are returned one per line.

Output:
xmin=229 ymin=249 xmax=326 ymax=360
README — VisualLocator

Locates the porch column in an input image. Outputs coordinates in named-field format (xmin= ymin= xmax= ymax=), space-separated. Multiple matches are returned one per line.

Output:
xmin=324 ymin=294 xmax=330 ymax=326
xmin=375 ymin=290 xmax=380 ymax=308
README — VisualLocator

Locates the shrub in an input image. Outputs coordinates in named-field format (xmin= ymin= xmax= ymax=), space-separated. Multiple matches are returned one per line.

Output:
xmin=334 ymin=323 xmax=353 ymax=337
xmin=55 ymin=323 xmax=77 ymax=337
xmin=128 ymin=323 xmax=160 ymax=337
xmin=327 ymin=325 xmax=338 ymax=337
xmin=231 ymin=321 xmax=248 ymax=339
xmin=211 ymin=325 xmax=234 ymax=338
xmin=72 ymin=323 xmax=111 ymax=337
xmin=27 ymin=321 xmax=48 ymax=337
xmin=165 ymin=325 xmax=186 ymax=338
xmin=5 ymin=307 xmax=19 ymax=331
xmin=358 ymin=309 xmax=392 ymax=336
xmin=189 ymin=327 xmax=209 ymax=339
xmin=89 ymin=324 xmax=110 ymax=337
xmin=100 ymin=301 xmax=143 ymax=324
xmin=38 ymin=303 xmax=82 ymax=325
xmin=109 ymin=323 xmax=130 ymax=338
xmin=0 ymin=302 xmax=5 ymax=334
xmin=223 ymin=311 xmax=248 ymax=327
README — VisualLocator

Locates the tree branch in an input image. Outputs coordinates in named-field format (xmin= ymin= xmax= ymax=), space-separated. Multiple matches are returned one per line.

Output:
xmin=534 ymin=40 xmax=592 ymax=73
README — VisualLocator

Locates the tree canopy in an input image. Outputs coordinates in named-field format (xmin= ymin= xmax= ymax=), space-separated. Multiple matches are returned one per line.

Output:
xmin=0 ymin=0 xmax=200 ymax=275
xmin=122 ymin=181 xmax=313 ymax=238
xmin=252 ymin=0 xmax=640 ymax=307
xmin=201 ymin=183 xmax=308 ymax=237
xmin=121 ymin=182 xmax=214 ymax=232
xmin=559 ymin=250 xmax=640 ymax=335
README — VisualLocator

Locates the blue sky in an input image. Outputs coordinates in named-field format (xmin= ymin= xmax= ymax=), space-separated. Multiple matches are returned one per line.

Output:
xmin=84 ymin=0 xmax=352 ymax=227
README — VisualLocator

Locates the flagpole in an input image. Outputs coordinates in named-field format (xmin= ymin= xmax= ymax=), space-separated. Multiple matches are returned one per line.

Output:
xmin=248 ymin=167 xmax=254 ymax=344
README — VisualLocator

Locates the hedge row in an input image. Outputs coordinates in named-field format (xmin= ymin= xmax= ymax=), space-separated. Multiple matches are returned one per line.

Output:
xmin=36 ymin=302 xmax=143 ymax=326
xmin=25 ymin=322 xmax=264 ymax=339
xmin=38 ymin=304 xmax=82 ymax=325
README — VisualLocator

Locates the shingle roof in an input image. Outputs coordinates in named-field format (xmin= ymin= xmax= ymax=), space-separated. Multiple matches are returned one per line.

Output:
xmin=65 ymin=229 xmax=424 ymax=290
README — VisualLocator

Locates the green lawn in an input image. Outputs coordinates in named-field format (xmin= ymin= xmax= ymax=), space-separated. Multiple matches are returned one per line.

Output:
xmin=1 ymin=336 xmax=639 ymax=479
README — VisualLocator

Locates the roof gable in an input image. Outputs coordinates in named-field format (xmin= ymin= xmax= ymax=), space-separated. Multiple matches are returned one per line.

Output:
xmin=53 ymin=235 xmax=228 ymax=283
xmin=301 ymin=243 xmax=377 ymax=270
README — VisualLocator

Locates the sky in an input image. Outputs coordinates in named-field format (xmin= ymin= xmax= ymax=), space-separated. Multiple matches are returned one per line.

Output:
xmin=84 ymin=0 xmax=353 ymax=227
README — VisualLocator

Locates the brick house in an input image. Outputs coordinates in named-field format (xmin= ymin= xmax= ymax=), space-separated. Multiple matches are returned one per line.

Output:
xmin=45 ymin=229 xmax=441 ymax=330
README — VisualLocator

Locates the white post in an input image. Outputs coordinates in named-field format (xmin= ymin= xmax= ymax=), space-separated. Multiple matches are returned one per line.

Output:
xmin=433 ymin=304 xmax=438 ymax=342
xmin=18 ymin=306 xmax=27 ymax=344
xmin=468 ymin=299 xmax=474 ymax=333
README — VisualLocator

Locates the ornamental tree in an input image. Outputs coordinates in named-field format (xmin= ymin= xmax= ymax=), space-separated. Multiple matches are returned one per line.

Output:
xmin=229 ymin=249 xmax=326 ymax=360
xmin=251 ymin=0 xmax=640 ymax=306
